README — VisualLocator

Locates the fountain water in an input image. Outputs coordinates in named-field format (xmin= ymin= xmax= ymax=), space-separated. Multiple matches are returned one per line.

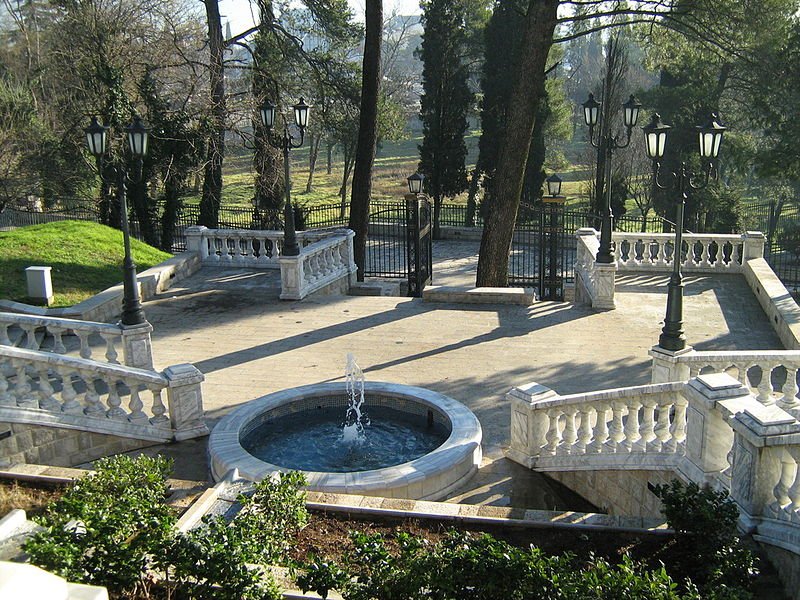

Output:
xmin=341 ymin=353 xmax=369 ymax=443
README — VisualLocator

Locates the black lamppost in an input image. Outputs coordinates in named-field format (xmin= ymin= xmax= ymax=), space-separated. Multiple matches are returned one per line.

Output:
xmin=642 ymin=112 xmax=726 ymax=351
xmin=259 ymin=98 xmax=310 ymax=257
xmin=84 ymin=115 xmax=149 ymax=327
xmin=407 ymin=172 xmax=424 ymax=195
xmin=581 ymin=93 xmax=642 ymax=263
xmin=546 ymin=173 xmax=563 ymax=198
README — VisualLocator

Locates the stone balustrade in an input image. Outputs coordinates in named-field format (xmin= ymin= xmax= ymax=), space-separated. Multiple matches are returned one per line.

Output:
xmin=279 ymin=230 xmax=358 ymax=300
xmin=0 ymin=345 xmax=207 ymax=443
xmin=0 ymin=312 xmax=153 ymax=370
xmin=650 ymin=348 xmax=800 ymax=419
xmin=574 ymin=228 xmax=616 ymax=309
xmin=507 ymin=372 xmax=800 ymax=575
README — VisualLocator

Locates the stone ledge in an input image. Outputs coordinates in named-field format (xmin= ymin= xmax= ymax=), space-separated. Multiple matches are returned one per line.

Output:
xmin=422 ymin=286 xmax=535 ymax=305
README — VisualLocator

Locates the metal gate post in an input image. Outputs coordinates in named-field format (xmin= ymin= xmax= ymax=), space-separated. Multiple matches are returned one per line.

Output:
xmin=406 ymin=194 xmax=432 ymax=297
xmin=539 ymin=195 xmax=567 ymax=300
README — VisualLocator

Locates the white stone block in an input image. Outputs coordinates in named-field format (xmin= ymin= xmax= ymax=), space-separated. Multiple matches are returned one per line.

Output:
xmin=25 ymin=266 xmax=53 ymax=305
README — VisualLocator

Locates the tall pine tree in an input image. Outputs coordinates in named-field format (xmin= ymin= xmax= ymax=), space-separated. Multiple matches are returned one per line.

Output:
xmin=418 ymin=0 xmax=473 ymax=239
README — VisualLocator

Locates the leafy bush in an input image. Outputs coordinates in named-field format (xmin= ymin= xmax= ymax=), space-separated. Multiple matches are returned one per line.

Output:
xmin=24 ymin=455 xmax=176 ymax=596
xmin=778 ymin=220 xmax=800 ymax=258
xmin=296 ymin=529 xmax=698 ymax=600
xmin=653 ymin=479 xmax=758 ymax=597
xmin=25 ymin=456 xmax=309 ymax=600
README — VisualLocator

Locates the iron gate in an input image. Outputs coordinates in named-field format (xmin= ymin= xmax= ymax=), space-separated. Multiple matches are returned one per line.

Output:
xmin=406 ymin=194 xmax=432 ymax=297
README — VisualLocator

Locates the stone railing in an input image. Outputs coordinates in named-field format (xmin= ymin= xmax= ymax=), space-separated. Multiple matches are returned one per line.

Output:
xmin=574 ymin=228 xmax=616 ymax=309
xmin=650 ymin=348 xmax=800 ymax=417
xmin=614 ymin=230 xmax=765 ymax=273
xmin=0 ymin=312 xmax=153 ymax=370
xmin=507 ymin=372 xmax=800 ymax=580
xmin=279 ymin=230 xmax=358 ymax=300
xmin=0 ymin=345 xmax=207 ymax=443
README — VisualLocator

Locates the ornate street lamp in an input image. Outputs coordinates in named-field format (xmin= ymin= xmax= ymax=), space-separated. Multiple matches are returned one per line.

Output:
xmin=84 ymin=115 xmax=149 ymax=327
xmin=259 ymin=97 xmax=311 ymax=257
xmin=642 ymin=112 xmax=726 ymax=351
xmin=581 ymin=92 xmax=642 ymax=263
xmin=546 ymin=173 xmax=563 ymax=198
xmin=407 ymin=172 xmax=424 ymax=195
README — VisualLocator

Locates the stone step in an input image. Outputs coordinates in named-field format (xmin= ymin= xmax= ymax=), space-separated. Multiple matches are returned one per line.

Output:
xmin=423 ymin=285 xmax=535 ymax=305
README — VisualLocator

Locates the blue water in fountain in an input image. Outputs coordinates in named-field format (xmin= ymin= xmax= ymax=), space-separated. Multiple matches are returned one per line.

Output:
xmin=242 ymin=406 xmax=449 ymax=472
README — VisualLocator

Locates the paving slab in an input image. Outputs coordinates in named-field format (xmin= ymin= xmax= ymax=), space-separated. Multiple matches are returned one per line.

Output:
xmin=135 ymin=261 xmax=781 ymax=508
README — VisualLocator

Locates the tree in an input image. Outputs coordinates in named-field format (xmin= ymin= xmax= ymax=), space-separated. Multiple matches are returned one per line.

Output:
xmin=417 ymin=0 xmax=472 ymax=239
xmin=348 ymin=0 xmax=382 ymax=281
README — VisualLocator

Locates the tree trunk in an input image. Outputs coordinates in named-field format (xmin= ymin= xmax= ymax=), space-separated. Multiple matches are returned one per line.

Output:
xmin=476 ymin=0 xmax=559 ymax=287
xmin=339 ymin=149 xmax=354 ymax=219
xmin=306 ymin=132 xmax=322 ymax=193
xmin=327 ymin=143 xmax=333 ymax=174
xmin=464 ymin=168 xmax=481 ymax=227
xmin=348 ymin=0 xmax=382 ymax=281
xmin=199 ymin=0 xmax=226 ymax=228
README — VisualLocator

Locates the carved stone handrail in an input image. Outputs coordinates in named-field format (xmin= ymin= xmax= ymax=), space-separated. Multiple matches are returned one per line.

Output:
xmin=0 ymin=312 xmax=153 ymax=370
xmin=574 ymin=228 xmax=616 ymax=309
xmin=506 ymin=372 xmax=800 ymax=577
xmin=279 ymin=230 xmax=357 ymax=300
xmin=0 ymin=345 xmax=207 ymax=442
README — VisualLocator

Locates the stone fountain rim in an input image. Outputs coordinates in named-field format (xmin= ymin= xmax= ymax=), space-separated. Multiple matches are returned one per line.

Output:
xmin=208 ymin=381 xmax=483 ymax=495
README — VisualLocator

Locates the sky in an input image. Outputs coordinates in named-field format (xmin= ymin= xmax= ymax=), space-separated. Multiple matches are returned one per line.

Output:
xmin=219 ymin=0 xmax=421 ymax=35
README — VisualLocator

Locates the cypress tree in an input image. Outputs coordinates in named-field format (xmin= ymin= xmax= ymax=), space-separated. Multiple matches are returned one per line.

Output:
xmin=418 ymin=0 xmax=473 ymax=239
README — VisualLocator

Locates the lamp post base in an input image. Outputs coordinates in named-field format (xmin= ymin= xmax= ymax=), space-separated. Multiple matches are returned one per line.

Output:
xmin=658 ymin=275 xmax=685 ymax=351
xmin=121 ymin=257 xmax=146 ymax=326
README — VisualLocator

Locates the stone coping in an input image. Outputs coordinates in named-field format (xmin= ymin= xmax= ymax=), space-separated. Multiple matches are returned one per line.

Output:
xmin=208 ymin=382 xmax=482 ymax=500
xmin=422 ymin=286 xmax=535 ymax=305
xmin=0 ymin=251 xmax=200 ymax=322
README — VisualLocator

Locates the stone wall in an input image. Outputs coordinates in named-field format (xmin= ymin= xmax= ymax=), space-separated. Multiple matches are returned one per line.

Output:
xmin=547 ymin=469 xmax=680 ymax=518
xmin=0 ymin=422 xmax=158 ymax=468
xmin=760 ymin=544 xmax=800 ymax=600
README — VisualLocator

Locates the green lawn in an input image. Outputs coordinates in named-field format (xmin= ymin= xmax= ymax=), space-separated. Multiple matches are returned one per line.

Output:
xmin=0 ymin=221 xmax=172 ymax=308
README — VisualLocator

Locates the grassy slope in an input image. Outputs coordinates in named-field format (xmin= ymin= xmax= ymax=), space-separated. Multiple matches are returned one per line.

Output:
xmin=0 ymin=221 xmax=172 ymax=307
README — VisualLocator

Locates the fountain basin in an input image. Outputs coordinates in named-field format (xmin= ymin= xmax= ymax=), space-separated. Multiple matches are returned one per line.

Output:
xmin=208 ymin=382 xmax=482 ymax=500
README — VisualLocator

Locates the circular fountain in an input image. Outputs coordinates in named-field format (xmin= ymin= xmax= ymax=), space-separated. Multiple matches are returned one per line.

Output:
xmin=208 ymin=379 xmax=482 ymax=500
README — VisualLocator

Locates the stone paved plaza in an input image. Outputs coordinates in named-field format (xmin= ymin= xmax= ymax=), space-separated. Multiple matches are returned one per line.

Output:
xmin=139 ymin=240 xmax=781 ymax=508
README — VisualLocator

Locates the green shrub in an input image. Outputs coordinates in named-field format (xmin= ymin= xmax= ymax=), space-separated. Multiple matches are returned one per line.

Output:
xmin=653 ymin=479 xmax=758 ymax=597
xmin=23 ymin=455 xmax=176 ymax=596
xmin=296 ymin=529 xmax=697 ymax=600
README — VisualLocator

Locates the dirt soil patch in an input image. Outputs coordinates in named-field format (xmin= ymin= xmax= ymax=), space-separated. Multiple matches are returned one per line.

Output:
xmin=0 ymin=479 xmax=67 ymax=519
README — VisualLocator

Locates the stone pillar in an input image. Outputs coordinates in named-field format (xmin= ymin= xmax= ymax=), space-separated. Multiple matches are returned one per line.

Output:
xmin=121 ymin=322 xmax=154 ymax=370
xmin=593 ymin=263 xmax=617 ymax=310
xmin=506 ymin=381 xmax=558 ymax=469
xmin=728 ymin=401 xmax=797 ymax=531
xmin=25 ymin=266 xmax=53 ymax=306
xmin=279 ymin=255 xmax=303 ymax=300
xmin=681 ymin=373 xmax=750 ymax=486
xmin=344 ymin=230 xmax=358 ymax=285
xmin=742 ymin=231 xmax=766 ymax=263
xmin=185 ymin=226 xmax=208 ymax=258
xmin=649 ymin=345 xmax=694 ymax=383
xmin=164 ymin=363 xmax=209 ymax=440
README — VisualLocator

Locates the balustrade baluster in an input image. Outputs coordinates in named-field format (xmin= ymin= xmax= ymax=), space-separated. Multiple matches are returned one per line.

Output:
xmin=779 ymin=367 xmax=800 ymax=415
xmin=559 ymin=408 xmax=578 ymax=455
xmin=666 ymin=398 xmax=688 ymax=454
xmin=735 ymin=362 xmax=749 ymax=387
xmin=50 ymin=327 xmax=67 ymax=354
xmin=271 ymin=238 xmax=280 ymax=260
xmin=58 ymin=368 xmax=81 ymax=414
xmin=653 ymin=396 xmax=672 ymax=452
xmin=769 ymin=449 xmax=795 ymax=519
xmin=575 ymin=406 xmax=593 ymax=453
xmin=638 ymin=398 xmax=657 ymax=452
xmin=588 ymin=403 xmax=609 ymax=453
xmin=656 ymin=239 xmax=667 ymax=268
xmin=622 ymin=400 xmax=642 ymax=452
xmin=543 ymin=411 xmax=561 ymax=455
xmin=101 ymin=334 xmax=119 ymax=364
xmin=35 ymin=365 xmax=60 ymax=411
xmin=125 ymin=380 xmax=147 ymax=423
xmin=209 ymin=237 xmax=220 ymax=262
xmin=13 ymin=360 xmax=34 ymax=407
xmin=223 ymin=236 xmax=234 ymax=262
xmin=786 ymin=446 xmax=800 ymax=523
xmin=0 ymin=324 xmax=11 ymax=346
xmin=106 ymin=380 xmax=126 ymax=419
xmin=23 ymin=325 xmax=38 ymax=350
xmin=757 ymin=364 xmax=776 ymax=405
xmin=607 ymin=401 xmax=626 ymax=452
xmin=77 ymin=333 xmax=92 ymax=360
xmin=148 ymin=386 xmax=169 ymax=427
xmin=80 ymin=374 xmax=104 ymax=417
xmin=0 ymin=366 xmax=12 ymax=406
xmin=689 ymin=365 xmax=701 ymax=379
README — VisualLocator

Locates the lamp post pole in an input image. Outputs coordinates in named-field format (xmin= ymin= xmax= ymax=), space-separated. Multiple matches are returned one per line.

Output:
xmin=84 ymin=116 xmax=148 ymax=327
xmin=642 ymin=113 xmax=726 ymax=351
xmin=582 ymin=94 xmax=642 ymax=263
xmin=259 ymin=98 xmax=310 ymax=257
